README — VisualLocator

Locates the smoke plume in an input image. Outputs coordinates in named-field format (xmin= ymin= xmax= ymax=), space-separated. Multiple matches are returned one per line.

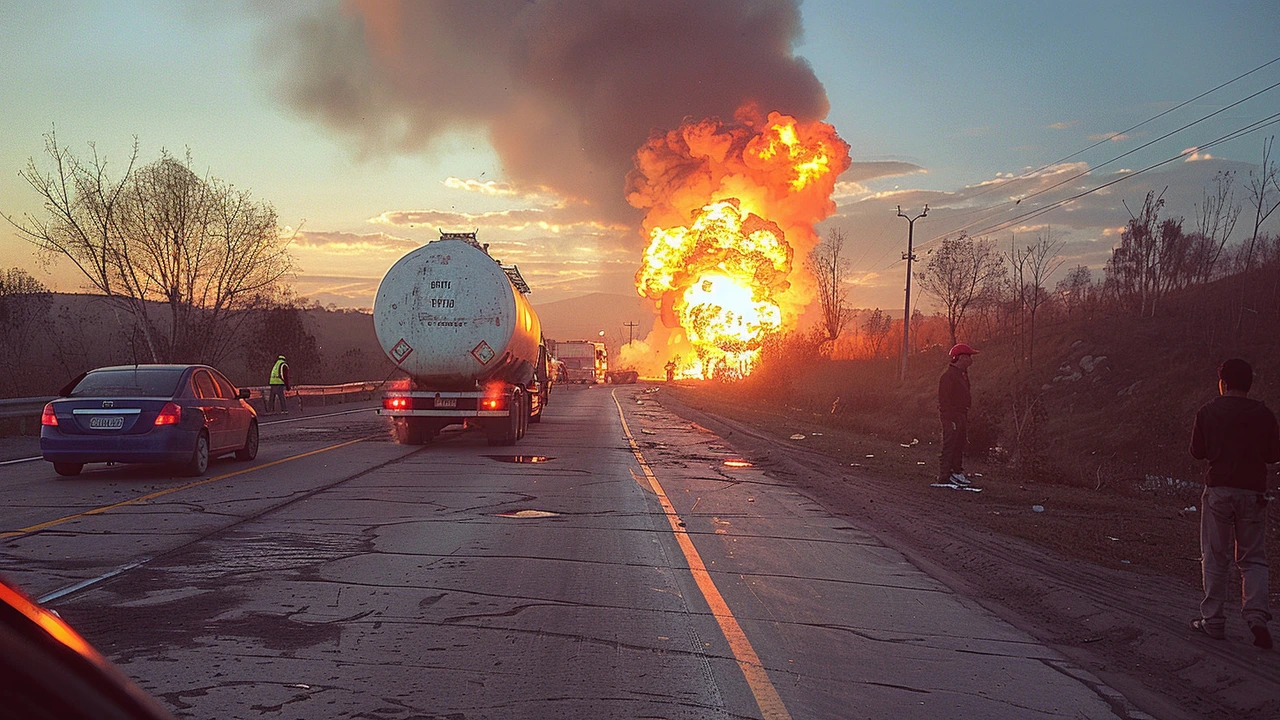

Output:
xmin=265 ymin=0 xmax=829 ymax=219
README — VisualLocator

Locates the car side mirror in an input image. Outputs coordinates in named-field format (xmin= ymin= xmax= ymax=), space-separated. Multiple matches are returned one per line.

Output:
xmin=237 ymin=388 xmax=251 ymax=400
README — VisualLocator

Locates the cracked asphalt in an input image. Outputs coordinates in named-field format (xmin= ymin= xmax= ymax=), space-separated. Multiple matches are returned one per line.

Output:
xmin=1 ymin=389 xmax=1145 ymax=718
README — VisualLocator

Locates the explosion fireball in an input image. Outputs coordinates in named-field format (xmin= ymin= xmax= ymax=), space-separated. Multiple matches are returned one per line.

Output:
xmin=628 ymin=109 xmax=850 ymax=378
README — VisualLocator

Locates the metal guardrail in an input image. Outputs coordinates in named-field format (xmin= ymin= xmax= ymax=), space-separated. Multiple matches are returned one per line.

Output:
xmin=0 ymin=382 xmax=385 ymax=435
xmin=242 ymin=382 xmax=385 ymax=411
xmin=0 ymin=396 xmax=57 ymax=420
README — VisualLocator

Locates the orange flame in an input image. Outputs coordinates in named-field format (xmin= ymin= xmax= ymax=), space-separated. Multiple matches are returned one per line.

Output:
xmin=628 ymin=109 xmax=850 ymax=377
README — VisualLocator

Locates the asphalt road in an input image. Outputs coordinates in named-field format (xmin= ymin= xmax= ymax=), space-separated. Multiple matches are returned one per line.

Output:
xmin=0 ymin=386 xmax=1147 ymax=719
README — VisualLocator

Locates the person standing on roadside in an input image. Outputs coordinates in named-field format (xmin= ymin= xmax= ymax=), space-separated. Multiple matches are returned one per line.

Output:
xmin=1190 ymin=358 xmax=1278 ymax=650
xmin=938 ymin=343 xmax=978 ymax=487
xmin=268 ymin=354 xmax=291 ymax=415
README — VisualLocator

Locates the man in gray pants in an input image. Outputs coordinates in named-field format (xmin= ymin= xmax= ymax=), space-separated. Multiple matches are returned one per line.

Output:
xmin=1190 ymin=358 xmax=1279 ymax=649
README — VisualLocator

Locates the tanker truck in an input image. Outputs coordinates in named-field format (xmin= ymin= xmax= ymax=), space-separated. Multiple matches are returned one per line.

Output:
xmin=374 ymin=232 xmax=551 ymax=445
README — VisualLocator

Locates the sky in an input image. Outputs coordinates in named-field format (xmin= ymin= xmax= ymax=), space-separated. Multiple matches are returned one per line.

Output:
xmin=2 ymin=0 xmax=1278 ymax=322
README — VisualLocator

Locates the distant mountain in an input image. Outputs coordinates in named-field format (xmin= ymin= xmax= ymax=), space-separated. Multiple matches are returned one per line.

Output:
xmin=532 ymin=292 xmax=657 ymax=345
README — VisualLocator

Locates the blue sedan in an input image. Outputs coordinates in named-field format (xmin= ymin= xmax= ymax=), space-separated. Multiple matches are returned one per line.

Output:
xmin=40 ymin=364 xmax=260 ymax=477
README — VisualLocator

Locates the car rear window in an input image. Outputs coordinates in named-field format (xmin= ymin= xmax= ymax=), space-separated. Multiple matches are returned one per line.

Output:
xmin=70 ymin=368 xmax=187 ymax=398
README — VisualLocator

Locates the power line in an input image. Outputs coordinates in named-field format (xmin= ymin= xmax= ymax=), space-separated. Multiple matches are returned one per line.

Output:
xmin=878 ymin=57 xmax=1280 ymax=267
xmin=965 ymin=111 xmax=1280 ymax=238
xmin=878 ymin=94 xmax=1280 ymax=270
xmin=946 ymin=55 xmax=1280 ymax=212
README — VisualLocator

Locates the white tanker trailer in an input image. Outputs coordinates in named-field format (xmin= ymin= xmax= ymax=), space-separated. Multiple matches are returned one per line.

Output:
xmin=374 ymin=232 xmax=551 ymax=445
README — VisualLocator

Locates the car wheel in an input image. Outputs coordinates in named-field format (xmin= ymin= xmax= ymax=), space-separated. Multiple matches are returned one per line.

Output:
xmin=182 ymin=432 xmax=210 ymax=477
xmin=235 ymin=421 xmax=259 ymax=461
xmin=52 ymin=462 xmax=82 ymax=477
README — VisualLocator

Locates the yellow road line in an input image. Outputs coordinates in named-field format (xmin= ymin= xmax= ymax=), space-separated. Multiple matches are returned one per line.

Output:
xmin=1 ymin=438 xmax=368 ymax=540
xmin=612 ymin=390 xmax=792 ymax=720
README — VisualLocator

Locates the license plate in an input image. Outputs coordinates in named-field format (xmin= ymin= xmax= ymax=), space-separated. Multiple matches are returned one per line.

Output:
xmin=434 ymin=397 xmax=457 ymax=408
xmin=89 ymin=416 xmax=125 ymax=430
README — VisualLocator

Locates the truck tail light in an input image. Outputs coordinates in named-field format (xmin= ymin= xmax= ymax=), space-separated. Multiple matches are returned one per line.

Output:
xmin=481 ymin=398 xmax=502 ymax=410
xmin=384 ymin=397 xmax=409 ymax=410
xmin=154 ymin=402 xmax=182 ymax=426
xmin=41 ymin=403 xmax=58 ymax=427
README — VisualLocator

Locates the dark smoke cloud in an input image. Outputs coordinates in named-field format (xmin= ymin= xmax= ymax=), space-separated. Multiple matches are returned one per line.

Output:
xmin=265 ymin=0 xmax=829 ymax=221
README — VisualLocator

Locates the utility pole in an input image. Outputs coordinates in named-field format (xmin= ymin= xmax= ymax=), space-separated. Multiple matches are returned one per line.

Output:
xmin=623 ymin=321 xmax=639 ymax=345
xmin=897 ymin=204 xmax=927 ymax=382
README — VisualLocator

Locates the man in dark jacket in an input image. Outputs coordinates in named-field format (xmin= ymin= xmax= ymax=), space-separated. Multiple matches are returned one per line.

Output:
xmin=1189 ymin=358 xmax=1279 ymax=649
xmin=938 ymin=343 xmax=978 ymax=486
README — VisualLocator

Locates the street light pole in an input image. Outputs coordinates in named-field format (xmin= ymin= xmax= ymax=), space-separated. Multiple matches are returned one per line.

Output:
xmin=897 ymin=204 xmax=927 ymax=382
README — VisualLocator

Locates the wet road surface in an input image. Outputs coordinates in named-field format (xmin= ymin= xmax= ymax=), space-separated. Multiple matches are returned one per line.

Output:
xmin=0 ymin=387 xmax=1146 ymax=719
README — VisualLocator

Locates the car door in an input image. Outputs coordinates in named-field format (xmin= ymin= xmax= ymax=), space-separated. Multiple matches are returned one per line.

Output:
xmin=211 ymin=369 xmax=248 ymax=448
xmin=191 ymin=370 xmax=228 ymax=452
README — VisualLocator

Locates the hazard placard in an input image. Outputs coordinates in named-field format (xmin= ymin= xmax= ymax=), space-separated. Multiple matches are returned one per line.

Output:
xmin=390 ymin=338 xmax=414 ymax=364
xmin=471 ymin=340 xmax=496 ymax=364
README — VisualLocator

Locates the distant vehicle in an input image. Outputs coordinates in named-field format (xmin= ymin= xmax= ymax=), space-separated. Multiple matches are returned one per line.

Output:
xmin=40 ymin=364 xmax=259 ymax=477
xmin=557 ymin=340 xmax=607 ymax=383
xmin=374 ymin=232 xmax=551 ymax=446
xmin=605 ymin=369 xmax=639 ymax=384
xmin=0 ymin=575 xmax=175 ymax=719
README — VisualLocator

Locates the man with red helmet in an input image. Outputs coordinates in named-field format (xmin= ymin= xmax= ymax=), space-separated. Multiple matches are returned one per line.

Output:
xmin=938 ymin=343 xmax=978 ymax=486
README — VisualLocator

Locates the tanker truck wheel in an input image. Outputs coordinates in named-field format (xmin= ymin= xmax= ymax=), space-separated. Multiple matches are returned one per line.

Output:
xmin=486 ymin=394 xmax=521 ymax=446
xmin=516 ymin=392 xmax=529 ymax=440
xmin=393 ymin=417 xmax=425 ymax=445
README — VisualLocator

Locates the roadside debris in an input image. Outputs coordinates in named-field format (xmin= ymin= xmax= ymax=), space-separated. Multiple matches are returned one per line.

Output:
xmin=789 ymin=433 xmax=806 ymax=440
xmin=1032 ymin=505 xmax=1045 ymax=513
xmin=930 ymin=483 xmax=983 ymax=493
xmin=900 ymin=438 xmax=920 ymax=448
xmin=641 ymin=429 xmax=657 ymax=435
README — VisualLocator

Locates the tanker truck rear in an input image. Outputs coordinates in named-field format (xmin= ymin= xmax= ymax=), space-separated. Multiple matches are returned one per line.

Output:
xmin=374 ymin=232 xmax=551 ymax=445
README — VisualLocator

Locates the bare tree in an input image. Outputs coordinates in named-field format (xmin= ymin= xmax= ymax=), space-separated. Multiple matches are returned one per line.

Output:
xmin=7 ymin=134 xmax=294 ymax=364
xmin=918 ymin=233 xmax=1006 ymax=346
xmin=1105 ymin=190 xmax=1190 ymax=317
xmin=0 ymin=268 xmax=52 ymax=396
xmin=1007 ymin=229 xmax=1065 ymax=369
xmin=1055 ymin=265 xmax=1094 ymax=318
xmin=1242 ymin=136 xmax=1280 ymax=274
xmin=1190 ymin=170 xmax=1241 ymax=284
xmin=806 ymin=227 xmax=854 ymax=343
xmin=862 ymin=308 xmax=892 ymax=358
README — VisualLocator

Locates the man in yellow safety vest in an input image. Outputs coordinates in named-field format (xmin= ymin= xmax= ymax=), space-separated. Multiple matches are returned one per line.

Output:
xmin=268 ymin=355 xmax=290 ymax=414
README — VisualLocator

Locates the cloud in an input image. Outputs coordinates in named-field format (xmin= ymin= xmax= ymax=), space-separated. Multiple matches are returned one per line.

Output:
xmin=832 ymin=161 xmax=927 ymax=199
xmin=1088 ymin=132 xmax=1130 ymax=142
xmin=1047 ymin=121 xmax=1079 ymax=130
xmin=441 ymin=177 xmax=522 ymax=196
xmin=291 ymin=230 xmax=419 ymax=255
xmin=370 ymin=205 xmax=630 ymax=234
xmin=263 ymin=1 xmax=829 ymax=221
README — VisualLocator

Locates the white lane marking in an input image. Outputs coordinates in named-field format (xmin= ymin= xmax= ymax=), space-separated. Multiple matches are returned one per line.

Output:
xmin=0 ymin=456 xmax=42 ymax=466
xmin=38 ymin=559 xmax=150 ymax=604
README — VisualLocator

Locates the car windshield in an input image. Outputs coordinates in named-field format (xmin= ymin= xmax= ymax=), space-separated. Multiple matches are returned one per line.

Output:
xmin=69 ymin=368 xmax=186 ymax=398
